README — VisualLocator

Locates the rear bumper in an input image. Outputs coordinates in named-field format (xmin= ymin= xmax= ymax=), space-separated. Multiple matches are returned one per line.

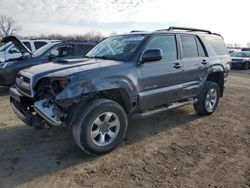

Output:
xmin=10 ymin=86 xmax=44 ymax=127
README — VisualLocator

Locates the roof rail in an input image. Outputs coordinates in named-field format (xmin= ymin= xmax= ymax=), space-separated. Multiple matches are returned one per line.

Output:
xmin=157 ymin=26 xmax=212 ymax=34
xmin=130 ymin=30 xmax=147 ymax=33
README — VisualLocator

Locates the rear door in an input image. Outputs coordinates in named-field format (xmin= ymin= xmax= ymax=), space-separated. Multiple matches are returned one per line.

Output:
xmin=137 ymin=34 xmax=184 ymax=110
xmin=179 ymin=34 xmax=209 ymax=99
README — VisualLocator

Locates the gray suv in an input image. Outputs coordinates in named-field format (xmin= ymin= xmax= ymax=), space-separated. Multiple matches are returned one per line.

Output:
xmin=10 ymin=27 xmax=231 ymax=155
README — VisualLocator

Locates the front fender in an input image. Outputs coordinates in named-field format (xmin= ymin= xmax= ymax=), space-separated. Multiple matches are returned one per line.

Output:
xmin=55 ymin=75 xmax=137 ymax=101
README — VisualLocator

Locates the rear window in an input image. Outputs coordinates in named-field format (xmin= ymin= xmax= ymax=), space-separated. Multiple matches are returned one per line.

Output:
xmin=34 ymin=42 xmax=47 ymax=50
xmin=205 ymin=37 xmax=228 ymax=55
xmin=23 ymin=42 xmax=32 ymax=51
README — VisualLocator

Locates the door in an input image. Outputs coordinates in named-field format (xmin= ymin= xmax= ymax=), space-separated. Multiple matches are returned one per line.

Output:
xmin=137 ymin=34 xmax=184 ymax=110
xmin=179 ymin=35 xmax=209 ymax=99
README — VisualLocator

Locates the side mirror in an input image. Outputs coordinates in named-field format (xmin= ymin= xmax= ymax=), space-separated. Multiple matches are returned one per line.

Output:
xmin=9 ymin=48 xmax=19 ymax=54
xmin=141 ymin=49 xmax=162 ymax=64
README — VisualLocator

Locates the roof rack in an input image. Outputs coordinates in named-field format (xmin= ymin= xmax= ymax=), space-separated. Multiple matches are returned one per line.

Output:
xmin=130 ymin=30 xmax=147 ymax=33
xmin=156 ymin=26 xmax=223 ymax=38
xmin=157 ymin=26 xmax=212 ymax=34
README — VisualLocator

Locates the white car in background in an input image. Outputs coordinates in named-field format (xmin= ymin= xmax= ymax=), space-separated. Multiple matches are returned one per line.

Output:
xmin=0 ymin=39 xmax=59 ymax=63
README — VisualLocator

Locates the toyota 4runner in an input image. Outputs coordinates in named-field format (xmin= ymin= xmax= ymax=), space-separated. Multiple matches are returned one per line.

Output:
xmin=9 ymin=27 xmax=231 ymax=155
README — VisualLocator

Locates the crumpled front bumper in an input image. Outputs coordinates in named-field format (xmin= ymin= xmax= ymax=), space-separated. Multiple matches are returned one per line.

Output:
xmin=9 ymin=86 xmax=44 ymax=127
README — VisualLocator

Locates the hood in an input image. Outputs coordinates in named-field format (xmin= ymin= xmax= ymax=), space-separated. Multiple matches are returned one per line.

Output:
xmin=1 ymin=36 xmax=33 ymax=55
xmin=20 ymin=58 xmax=123 ymax=84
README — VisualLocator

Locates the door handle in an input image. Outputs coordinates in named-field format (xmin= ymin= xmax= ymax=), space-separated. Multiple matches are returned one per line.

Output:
xmin=173 ymin=63 xmax=182 ymax=69
xmin=202 ymin=59 xmax=209 ymax=65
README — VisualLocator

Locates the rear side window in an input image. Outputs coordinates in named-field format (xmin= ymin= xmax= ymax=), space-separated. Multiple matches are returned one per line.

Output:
xmin=205 ymin=37 xmax=228 ymax=55
xmin=34 ymin=42 xmax=47 ymax=50
xmin=23 ymin=42 xmax=32 ymax=51
xmin=77 ymin=44 xmax=94 ymax=56
xmin=145 ymin=35 xmax=177 ymax=61
xmin=180 ymin=35 xmax=198 ymax=58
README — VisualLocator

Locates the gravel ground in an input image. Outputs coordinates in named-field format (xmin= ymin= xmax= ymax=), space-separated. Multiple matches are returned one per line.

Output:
xmin=0 ymin=70 xmax=249 ymax=188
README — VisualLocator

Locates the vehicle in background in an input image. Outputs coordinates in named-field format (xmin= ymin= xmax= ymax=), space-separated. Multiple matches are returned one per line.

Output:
xmin=9 ymin=27 xmax=230 ymax=155
xmin=227 ymin=48 xmax=241 ymax=55
xmin=231 ymin=51 xmax=250 ymax=70
xmin=241 ymin=48 xmax=250 ymax=51
xmin=0 ymin=36 xmax=96 ymax=86
xmin=0 ymin=39 xmax=58 ymax=63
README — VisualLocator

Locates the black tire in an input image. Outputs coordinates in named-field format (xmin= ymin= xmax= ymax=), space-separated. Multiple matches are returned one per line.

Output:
xmin=193 ymin=81 xmax=220 ymax=115
xmin=72 ymin=99 xmax=128 ymax=155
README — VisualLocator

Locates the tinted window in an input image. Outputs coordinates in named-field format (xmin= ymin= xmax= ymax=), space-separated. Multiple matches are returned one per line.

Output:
xmin=49 ymin=45 xmax=74 ymax=58
xmin=23 ymin=42 xmax=32 ymax=51
xmin=205 ymin=37 xmax=228 ymax=55
xmin=145 ymin=35 xmax=177 ymax=61
xmin=181 ymin=35 xmax=198 ymax=58
xmin=34 ymin=42 xmax=47 ymax=50
xmin=77 ymin=44 xmax=94 ymax=56
xmin=196 ymin=38 xmax=206 ymax=57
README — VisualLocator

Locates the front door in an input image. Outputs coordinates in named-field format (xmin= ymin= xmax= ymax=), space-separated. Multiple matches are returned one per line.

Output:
xmin=137 ymin=34 xmax=184 ymax=110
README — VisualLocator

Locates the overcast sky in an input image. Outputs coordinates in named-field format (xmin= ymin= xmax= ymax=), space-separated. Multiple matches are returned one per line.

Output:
xmin=0 ymin=0 xmax=249 ymax=46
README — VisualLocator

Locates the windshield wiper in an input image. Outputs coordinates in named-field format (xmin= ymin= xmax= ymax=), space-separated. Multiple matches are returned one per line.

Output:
xmin=92 ymin=55 xmax=118 ymax=60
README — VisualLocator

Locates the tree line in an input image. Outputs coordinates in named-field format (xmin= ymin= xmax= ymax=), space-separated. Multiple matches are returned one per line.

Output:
xmin=0 ymin=15 xmax=117 ymax=46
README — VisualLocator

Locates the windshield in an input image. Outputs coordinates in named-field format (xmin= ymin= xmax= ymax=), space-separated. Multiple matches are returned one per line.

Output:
xmin=232 ymin=51 xmax=250 ymax=57
xmin=86 ymin=35 xmax=146 ymax=61
xmin=33 ymin=42 xmax=60 ymax=57
xmin=0 ymin=42 xmax=12 ymax=52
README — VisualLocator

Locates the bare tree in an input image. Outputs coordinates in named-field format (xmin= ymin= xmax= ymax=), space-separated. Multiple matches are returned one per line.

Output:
xmin=0 ymin=15 xmax=22 ymax=37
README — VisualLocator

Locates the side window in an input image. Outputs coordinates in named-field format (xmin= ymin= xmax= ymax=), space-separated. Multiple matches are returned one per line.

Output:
xmin=49 ymin=45 xmax=74 ymax=58
xmin=180 ymin=35 xmax=198 ymax=58
xmin=34 ymin=42 xmax=47 ymax=50
xmin=145 ymin=35 xmax=177 ymax=61
xmin=77 ymin=44 xmax=94 ymax=56
xmin=23 ymin=42 xmax=32 ymax=51
xmin=196 ymin=38 xmax=206 ymax=57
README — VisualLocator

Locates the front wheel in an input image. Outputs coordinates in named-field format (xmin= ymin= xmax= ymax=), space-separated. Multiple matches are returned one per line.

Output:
xmin=73 ymin=99 xmax=128 ymax=155
xmin=193 ymin=81 xmax=220 ymax=115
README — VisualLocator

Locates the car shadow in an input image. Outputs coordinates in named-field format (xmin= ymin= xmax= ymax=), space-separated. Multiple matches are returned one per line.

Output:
xmin=0 ymin=86 xmax=9 ymax=97
xmin=0 ymin=106 xmax=201 ymax=187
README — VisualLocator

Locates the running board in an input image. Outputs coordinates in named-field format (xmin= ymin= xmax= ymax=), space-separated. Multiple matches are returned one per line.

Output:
xmin=132 ymin=98 xmax=198 ymax=119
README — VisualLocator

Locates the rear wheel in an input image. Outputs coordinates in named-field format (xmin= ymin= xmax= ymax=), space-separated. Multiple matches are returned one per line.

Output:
xmin=73 ymin=99 xmax=128 ymax=155
xmin=193 ymin=81 xmax=220 ymax=115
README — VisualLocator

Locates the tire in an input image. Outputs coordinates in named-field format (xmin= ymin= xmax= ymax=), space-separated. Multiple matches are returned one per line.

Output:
xmin=193 ymin=81 xmax=220 ymax=115
xmin=72 ymin=99 xmax=128 ymax=155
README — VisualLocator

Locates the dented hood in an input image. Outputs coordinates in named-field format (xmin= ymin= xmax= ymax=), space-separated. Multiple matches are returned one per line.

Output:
xmin=20 ymin=58 xmax=123 ymax=85
xmin=1 ymin=36 xmax=33 ymax=55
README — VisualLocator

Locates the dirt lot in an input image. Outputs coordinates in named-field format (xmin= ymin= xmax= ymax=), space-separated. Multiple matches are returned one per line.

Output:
xmin=0 ymin=70 xmax=249 ymax=188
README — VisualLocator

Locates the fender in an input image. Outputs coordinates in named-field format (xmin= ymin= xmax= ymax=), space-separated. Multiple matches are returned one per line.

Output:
xmin=55 ymin=74 xmax=137 ymax=102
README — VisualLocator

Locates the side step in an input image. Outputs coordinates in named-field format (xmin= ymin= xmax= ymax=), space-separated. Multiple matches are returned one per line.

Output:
xmin=132 ymin=98 xmax=198 ymax=119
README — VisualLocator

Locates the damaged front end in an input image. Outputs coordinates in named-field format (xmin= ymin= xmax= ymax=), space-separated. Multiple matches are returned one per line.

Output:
xmin=10 ymin=76 xmax=70 ymax=128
